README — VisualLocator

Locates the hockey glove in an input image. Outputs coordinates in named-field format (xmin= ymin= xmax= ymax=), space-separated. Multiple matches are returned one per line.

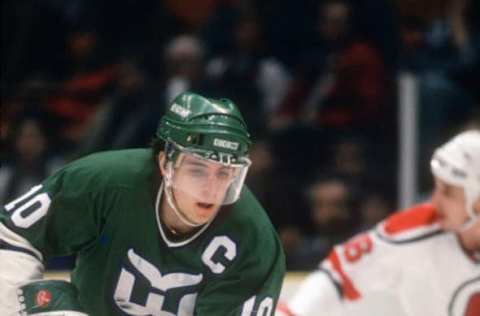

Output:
xmin=16 ymin=280 xmax=89 ymax=316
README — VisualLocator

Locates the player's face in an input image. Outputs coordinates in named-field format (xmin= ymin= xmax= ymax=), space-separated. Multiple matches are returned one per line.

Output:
xmin=310 ymin=181 xmax=349 ymax=227
xmin=431 ymin=177 xmax=469 ymax=231
xmin=170 ymin=155 xmax=237 ymax=224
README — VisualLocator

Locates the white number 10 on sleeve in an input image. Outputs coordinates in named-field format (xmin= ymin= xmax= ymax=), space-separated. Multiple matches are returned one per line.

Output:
xmin=4 ymin=185 xmax=51 ymax=228
xmin=241 ymin=295 xmax=274 ymax=316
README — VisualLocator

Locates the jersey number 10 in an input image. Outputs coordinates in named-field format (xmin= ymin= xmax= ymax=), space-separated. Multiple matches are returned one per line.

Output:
xmin=4 ymin=185 xmax=51 ymax=229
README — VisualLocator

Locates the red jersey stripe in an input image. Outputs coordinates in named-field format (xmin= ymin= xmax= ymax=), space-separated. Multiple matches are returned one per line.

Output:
xmin=383 ymin=204 xmax=438 ymax=235
xmin=327 ymin=250 xmax=361 ymax=300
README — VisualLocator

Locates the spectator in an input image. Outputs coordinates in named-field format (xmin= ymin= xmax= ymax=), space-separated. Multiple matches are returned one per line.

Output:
xmin=358 ymin=190 xmax=392 ymax=231
xmin=206 ymin=13 xmax=290 ymax=135
xmin=44 ymin=27 xmax=118 ymax=147
xmin=2 ymin=1 xmax=69 ymax=86
xmin=77 ymin=59 xmax=160 ymax=154
xmin=327 ymin=134 xmax=396 ymax=196
xmin=287 ymin=174 xmax=359 ymax=270
xmin=246 ymin=137 xmax=299 ymax=229
xmin=0 ymin=114 xmax=64 ymax=205
xmin=271 ymin=0 xmax=391 ymax=137
xmin=161 ymin=35 xmax=214 ymax=104
xmin=330 ymin=136 xmax=367 ymax=180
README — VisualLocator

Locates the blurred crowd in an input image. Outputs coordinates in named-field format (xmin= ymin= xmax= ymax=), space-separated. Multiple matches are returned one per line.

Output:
xmin=1 ymin=0 xmax=479 ymax=270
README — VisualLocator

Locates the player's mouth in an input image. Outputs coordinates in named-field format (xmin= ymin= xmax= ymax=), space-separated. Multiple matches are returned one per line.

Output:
xmin=196 ymin=202 xmax=217 ymax=219
xmin=197 ymin=202 xmax=214 ymax=210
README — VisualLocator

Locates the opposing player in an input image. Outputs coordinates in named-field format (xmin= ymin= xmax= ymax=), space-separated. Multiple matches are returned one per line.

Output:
xmin=276 ymin=130 xmax=480 ymax=316
xmin=0 ymin=92 xmax=286 ymax=315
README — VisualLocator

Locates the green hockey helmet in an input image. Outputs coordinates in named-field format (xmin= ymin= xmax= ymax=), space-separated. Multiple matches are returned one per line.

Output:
xmin=157 ymin=92 xmax=252 ymax=207
xmin=156 ymin=92 xmax=251 ymax=164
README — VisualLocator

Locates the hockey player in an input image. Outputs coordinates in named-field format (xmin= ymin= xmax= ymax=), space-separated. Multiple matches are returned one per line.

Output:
xmin=276 ymin=130 xmax=480 ymax=316
xmin=0 ymin=92 xmax=286 ymax=315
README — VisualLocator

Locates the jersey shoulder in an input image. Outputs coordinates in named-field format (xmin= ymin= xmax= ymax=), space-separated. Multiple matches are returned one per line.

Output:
xmin=213 ymin=185 xmax=283 ymax=261
xmin=46 ymin=149 xmax=154 ymax=191
xmin=375 ymin=203 xmax=443 ymax=243
xmin=320 ymin=204 xmax=443 ymax=301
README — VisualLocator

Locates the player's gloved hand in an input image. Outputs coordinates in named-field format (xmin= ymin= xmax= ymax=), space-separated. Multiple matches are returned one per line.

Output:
xmin=16 ymin=280 xmax=89 ymax=316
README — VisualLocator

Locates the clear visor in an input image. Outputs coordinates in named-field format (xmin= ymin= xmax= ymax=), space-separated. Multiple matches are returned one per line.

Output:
xmin=165 ymin=152 xmax=251 ymax=205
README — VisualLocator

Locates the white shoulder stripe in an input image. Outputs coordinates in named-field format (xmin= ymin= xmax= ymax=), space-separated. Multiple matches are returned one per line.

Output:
xmin=0 ymin=223 xmax=43 ymax=261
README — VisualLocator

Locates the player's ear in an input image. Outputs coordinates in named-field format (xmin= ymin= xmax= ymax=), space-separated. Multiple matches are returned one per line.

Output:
xmin=158 ymin=152 xmax=167 ymax=176
xmin=474 ymin=197 xmax=480 ymax=215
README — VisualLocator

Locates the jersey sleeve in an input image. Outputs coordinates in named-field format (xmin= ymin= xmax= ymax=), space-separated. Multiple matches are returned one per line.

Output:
xmin=0 ymin=162 xmax=113 ymax=314
xmin=0 ymin=165 xmax=111 ymax=258
xmin=195 ymin=220 xmax=286 ymax=316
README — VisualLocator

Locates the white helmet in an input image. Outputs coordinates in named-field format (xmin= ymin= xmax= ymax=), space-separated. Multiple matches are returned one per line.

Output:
xmin=430 ymin=130 xmax=480 ymax=228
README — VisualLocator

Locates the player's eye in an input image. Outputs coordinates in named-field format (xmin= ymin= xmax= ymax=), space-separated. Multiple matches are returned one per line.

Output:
xmin=217 ymin=171 xmax=230 ymax=180
xmin=217 ymin=168 xmax=235 ymax=180
xmin=188 ymin=168 xmax=209 ymax=178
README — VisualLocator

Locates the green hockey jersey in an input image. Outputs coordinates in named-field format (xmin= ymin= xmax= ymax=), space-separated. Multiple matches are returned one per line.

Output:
xmin=0 ymin=149 xmax=285 ymax=315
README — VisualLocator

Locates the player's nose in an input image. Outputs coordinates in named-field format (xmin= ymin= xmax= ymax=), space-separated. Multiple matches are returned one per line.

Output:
xmin=200 ymin=177 xmax=220 ymax=199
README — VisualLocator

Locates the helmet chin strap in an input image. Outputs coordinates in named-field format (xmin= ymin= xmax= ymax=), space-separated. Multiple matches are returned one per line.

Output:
xmin=164 ymin=184 xmax=204 ymax=227
xmin=163 ymin=162 xmax=204 ymax=228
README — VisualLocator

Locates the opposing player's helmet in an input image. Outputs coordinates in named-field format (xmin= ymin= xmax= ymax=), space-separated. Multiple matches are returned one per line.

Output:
xmin=156 ymin=92 xmax=252 ymax=214
xmin=431 ymin=130 xmax=480 ymax=227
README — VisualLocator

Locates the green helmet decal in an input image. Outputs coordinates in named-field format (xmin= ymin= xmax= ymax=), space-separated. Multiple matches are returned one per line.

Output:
xmin=156 ymin=92 xmax=251 ymax=162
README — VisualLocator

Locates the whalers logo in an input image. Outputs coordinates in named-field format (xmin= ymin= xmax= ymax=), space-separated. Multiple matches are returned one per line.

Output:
xmin=113 ymin=249 xmax=202 ymax=315
xmin=213 ymin=138 xmax=239 ymax=150
xmin=170 ymin=103 xmax=191 ymax=118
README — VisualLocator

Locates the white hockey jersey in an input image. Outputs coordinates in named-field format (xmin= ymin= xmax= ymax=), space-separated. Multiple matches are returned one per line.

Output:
xmin=278 ymin=203 xmax=480 ymax=316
